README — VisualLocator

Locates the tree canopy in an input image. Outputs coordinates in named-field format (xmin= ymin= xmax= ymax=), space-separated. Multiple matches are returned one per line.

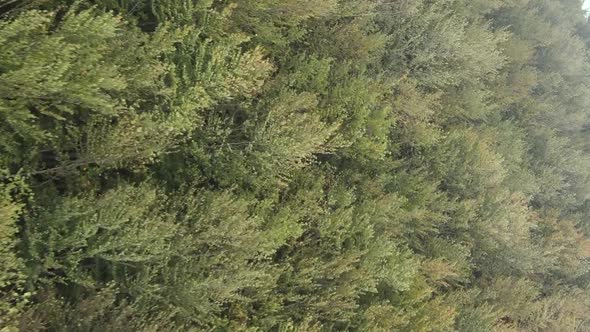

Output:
xmin=2 ymin=0 xmax=590 ymax=331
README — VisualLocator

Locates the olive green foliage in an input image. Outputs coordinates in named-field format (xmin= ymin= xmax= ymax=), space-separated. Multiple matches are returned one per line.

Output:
xmin=2 ymin=0 xmax=590 ymax=331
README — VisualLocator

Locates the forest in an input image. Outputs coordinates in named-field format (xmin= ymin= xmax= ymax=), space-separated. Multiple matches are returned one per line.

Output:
xmin=2 ymin=0 xmax=590 ymax=330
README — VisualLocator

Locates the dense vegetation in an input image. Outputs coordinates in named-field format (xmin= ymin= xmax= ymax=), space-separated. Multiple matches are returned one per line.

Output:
xmin=2 ymin=0 xmax=590 ymax=330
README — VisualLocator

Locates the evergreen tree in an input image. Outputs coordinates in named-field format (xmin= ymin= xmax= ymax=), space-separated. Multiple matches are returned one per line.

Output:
xmin=3 ymin=0 xmax=590 ymax=331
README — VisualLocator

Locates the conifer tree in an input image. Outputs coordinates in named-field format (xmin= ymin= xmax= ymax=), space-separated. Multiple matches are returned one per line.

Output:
xmin=3 ymin=0 xmax=590 ymax=330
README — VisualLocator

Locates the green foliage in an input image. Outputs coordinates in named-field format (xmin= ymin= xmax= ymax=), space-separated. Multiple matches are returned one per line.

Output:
xmin=3 ymin=0 xmax=590 ymax=331
xmin=0 ymin=172 xmax=29 ymax=330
